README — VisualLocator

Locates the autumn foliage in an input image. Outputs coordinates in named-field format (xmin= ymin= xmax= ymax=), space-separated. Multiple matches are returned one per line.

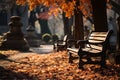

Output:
xmin=16 ymin=0 xmax=111 ymax=18
xmin=16 ymin=0 xmax=92 ymax=18
xmin=0 ymin=50 xmax=120 ymax=79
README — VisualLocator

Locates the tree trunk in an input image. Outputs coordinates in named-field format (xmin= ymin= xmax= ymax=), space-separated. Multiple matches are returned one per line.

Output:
xmin=62 ymin=12 xmax=72 ymax=35
xmin=117 ymin=17 xmax=120 ymax=50
xmin=91 ymin=0 xmax=108 ymax=31
xmin=29 ymin=10 xmax=36 ymax=27
xmin=74 ymin=10 xmax=84 ymax=48
xmin=38 ymin=19 xmax=51 ymax=35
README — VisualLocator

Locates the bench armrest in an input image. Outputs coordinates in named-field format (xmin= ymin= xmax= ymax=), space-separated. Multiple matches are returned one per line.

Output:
xmin=77 ymin=40 xmax=88 ymax=44
xmin=87 ymin=41 xmax=104 ymax=45
xmin=67 ymin=39 xmax=78 ymax=48
xmin=67 ymin=39 xmax=77 ymax=43
xmin=57 ymin=40 xmax=64 ymax=42
xmin=77 ymin=40 xmax=104 ymax=45
xmin=54 ymin=40 xmax=65 ymax=44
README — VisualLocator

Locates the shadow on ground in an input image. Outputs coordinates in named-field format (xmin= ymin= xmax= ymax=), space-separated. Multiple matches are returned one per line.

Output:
xmin=0 ymin=66 xmax=37 ymax=79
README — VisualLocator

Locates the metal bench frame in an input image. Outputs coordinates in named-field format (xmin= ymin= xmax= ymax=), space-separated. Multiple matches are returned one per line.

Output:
xmin=67 ymin=30 xmax=113 ymax=69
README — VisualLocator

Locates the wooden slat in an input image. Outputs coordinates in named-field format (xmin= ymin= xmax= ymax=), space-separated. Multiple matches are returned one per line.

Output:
xmin=88 ymin=32 xmax=108 ymax=44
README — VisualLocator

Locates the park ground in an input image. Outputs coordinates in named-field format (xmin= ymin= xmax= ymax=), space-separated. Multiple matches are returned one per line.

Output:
xmin=0 ymin=45 xmax=120 ymax=80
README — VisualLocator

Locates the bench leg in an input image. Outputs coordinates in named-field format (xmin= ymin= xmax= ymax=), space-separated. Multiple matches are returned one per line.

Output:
xmin=101 ymin=54 xmax=106 ymax=68
xmin=78 ymin=49 xmax=84 ymax=69
xmin=78 ymin=56 xmax=84 ymax=69
xmin=68 ymin=52 xmax=73 ymax=63
xmin=78 ymin=53 xmax=84 ymax=69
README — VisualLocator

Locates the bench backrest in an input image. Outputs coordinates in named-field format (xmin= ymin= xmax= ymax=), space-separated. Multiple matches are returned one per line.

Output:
xmin=62 ymin=35 xmax=68 ymax=45
xmin=87 ymin=30 xmax=113 ymax=51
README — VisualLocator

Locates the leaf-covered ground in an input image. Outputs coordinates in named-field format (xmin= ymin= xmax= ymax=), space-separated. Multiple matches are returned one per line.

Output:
xmin=0 ymin=50 xmax=120 ymax=80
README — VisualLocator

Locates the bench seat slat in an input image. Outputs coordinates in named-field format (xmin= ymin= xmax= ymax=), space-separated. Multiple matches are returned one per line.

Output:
xmin=67 ymin=48 xmax=79 ymax=53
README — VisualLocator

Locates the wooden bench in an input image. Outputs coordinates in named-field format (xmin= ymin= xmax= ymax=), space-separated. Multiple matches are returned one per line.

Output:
xmin=67 ymin=30 xmax=113 ymax=69
xmin=53 ymin=35 xmax=69 ymax=52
